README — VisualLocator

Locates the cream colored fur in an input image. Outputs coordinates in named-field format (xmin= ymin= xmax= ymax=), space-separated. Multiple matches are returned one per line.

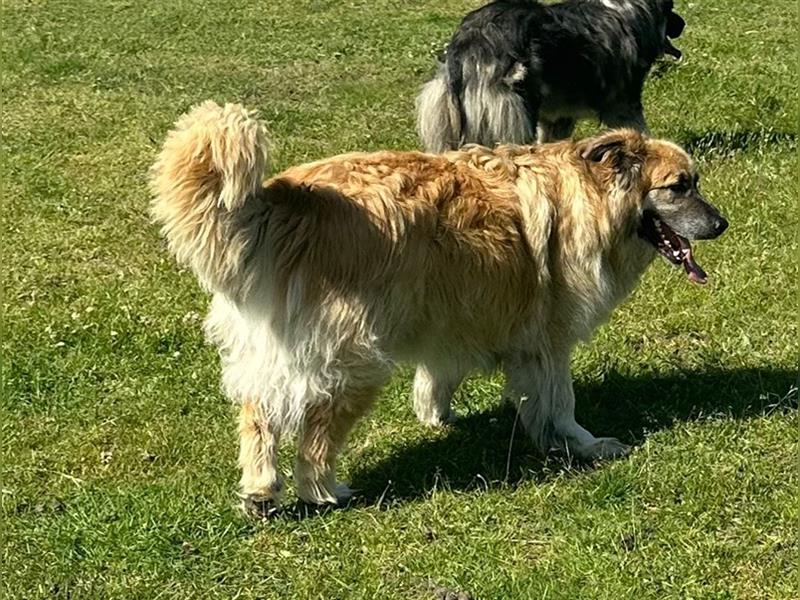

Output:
xmin=150 ymin=101 xmax=697 ymax=513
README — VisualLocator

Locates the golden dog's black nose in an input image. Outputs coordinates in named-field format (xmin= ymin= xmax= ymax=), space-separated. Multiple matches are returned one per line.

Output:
xmin=713 ymin=217 xmax=729 ymax=236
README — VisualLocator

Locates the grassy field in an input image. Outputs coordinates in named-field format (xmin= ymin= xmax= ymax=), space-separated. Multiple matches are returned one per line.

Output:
xmin=1 ymin=0 xmax=797 ymax=598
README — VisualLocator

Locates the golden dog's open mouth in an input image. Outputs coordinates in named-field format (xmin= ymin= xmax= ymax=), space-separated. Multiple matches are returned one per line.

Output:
xmin=640 ymin=210 xmax=707 ymax=284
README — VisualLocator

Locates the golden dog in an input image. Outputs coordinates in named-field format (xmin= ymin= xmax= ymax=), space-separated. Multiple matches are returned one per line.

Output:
xmin=150 ymin=101 xmax=727 ymax=515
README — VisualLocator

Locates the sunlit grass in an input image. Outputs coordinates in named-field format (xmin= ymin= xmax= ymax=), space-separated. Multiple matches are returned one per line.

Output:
xmin=1 ymin=1 xmax=797 ymax=598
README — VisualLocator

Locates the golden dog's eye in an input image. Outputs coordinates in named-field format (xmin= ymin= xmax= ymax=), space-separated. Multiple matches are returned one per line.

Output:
xmin=668 ymin=181 xmax=689 ymax=194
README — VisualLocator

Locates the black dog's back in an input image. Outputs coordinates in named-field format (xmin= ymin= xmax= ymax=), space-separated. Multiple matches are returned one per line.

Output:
xmin=448 ymin=0 xmax=540 ymax=73
xmin=445 ymin=0 xmax=543 ymax=135
xmin=451 ymin=0 xmax=665 ymax=115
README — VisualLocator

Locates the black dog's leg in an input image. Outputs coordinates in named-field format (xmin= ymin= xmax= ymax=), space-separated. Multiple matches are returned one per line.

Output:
xmin=599 ymin=103 xmax=650 ymax=135
xmin=537 ymin=117 xmax=577 ymax=143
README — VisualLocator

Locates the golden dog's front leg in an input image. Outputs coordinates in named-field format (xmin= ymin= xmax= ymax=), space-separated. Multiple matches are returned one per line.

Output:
xmin=412 ymin=363 xmax=465 ymax=427
xmin=504 ymin=351 xmax=630 ymax=461
xmin=238 ymin=399 xmax=282 ymax=518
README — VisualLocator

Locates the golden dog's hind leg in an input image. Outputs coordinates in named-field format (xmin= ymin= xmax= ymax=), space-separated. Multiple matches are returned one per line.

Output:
xmin=238 ymin=399 xmax=282 ymax=517
xmin=505 ymin=352 xmax=630 ymax=461
xmin=412 ymin=363 xmax=464 ymax=426
xmin=294 ymin=385 xmax=379 ymax=505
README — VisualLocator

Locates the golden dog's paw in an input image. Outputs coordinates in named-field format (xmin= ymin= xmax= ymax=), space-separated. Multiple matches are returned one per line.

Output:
xmin=297 ymin=479 xmax=357 ymax=506
xmin=419 ymin=410 xmax=458 ymax=428
xmin=239 ymin=494 xmax=280 ymax=520
xmin=333 ymin=483 xmax=356 ymax=504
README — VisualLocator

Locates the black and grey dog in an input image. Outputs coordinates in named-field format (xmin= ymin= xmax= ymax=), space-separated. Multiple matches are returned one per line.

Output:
xmin=417 ymin=0 xmax=685 ymax=152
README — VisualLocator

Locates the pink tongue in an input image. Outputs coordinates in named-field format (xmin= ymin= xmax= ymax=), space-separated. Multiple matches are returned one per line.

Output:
xmin=682 ymin=248 xmax=707 ymax=285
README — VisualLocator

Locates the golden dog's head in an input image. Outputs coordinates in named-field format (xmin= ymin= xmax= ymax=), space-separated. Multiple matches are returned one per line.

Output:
xmin=580 ymin=130 xmax=728 ymax=284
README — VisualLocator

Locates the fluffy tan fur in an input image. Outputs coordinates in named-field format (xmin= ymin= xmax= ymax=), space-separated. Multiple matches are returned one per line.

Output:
xmin=150 ymin=101 xmax=696 ymax=513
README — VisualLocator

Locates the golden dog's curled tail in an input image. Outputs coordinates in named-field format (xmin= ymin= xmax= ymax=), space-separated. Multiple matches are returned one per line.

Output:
xmin=150 ymin=101 xmax=269 ymax=296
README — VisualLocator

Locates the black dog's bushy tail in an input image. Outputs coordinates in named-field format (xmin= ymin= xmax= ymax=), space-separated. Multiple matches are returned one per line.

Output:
xmin=416 ymin=61 xmax=463 ymax=153
xmin=416 ymin=55 xmax=535 ymax=153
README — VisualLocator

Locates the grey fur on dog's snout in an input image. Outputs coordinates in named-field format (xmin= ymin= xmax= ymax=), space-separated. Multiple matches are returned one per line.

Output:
xmin=646 ymin=189 xmax=728 ymax=241
xmin=686 ymin=200 xmax=728 ymax=240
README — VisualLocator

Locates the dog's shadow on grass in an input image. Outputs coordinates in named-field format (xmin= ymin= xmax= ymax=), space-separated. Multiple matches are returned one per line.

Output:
xmin=341 ymin=367 xmax=796 ymax=507
xmin=677 ymin=130 xmax=796 ymax=159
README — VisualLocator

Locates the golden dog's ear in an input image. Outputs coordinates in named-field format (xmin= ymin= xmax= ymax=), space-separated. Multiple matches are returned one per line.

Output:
xmin=580 ymin=129 xmax=646 ymax=164
xmin=579 ymin=130 xmax=647 ymax=184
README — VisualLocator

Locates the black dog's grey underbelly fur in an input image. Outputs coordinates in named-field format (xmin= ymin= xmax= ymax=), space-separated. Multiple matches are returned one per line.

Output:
xmin=417 ymin=0 xmax=682 ymax=152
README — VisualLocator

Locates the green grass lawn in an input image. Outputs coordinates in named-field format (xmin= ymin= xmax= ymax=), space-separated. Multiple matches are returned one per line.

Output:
xmin=1 ymin=1 xmax=797 ymax=598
